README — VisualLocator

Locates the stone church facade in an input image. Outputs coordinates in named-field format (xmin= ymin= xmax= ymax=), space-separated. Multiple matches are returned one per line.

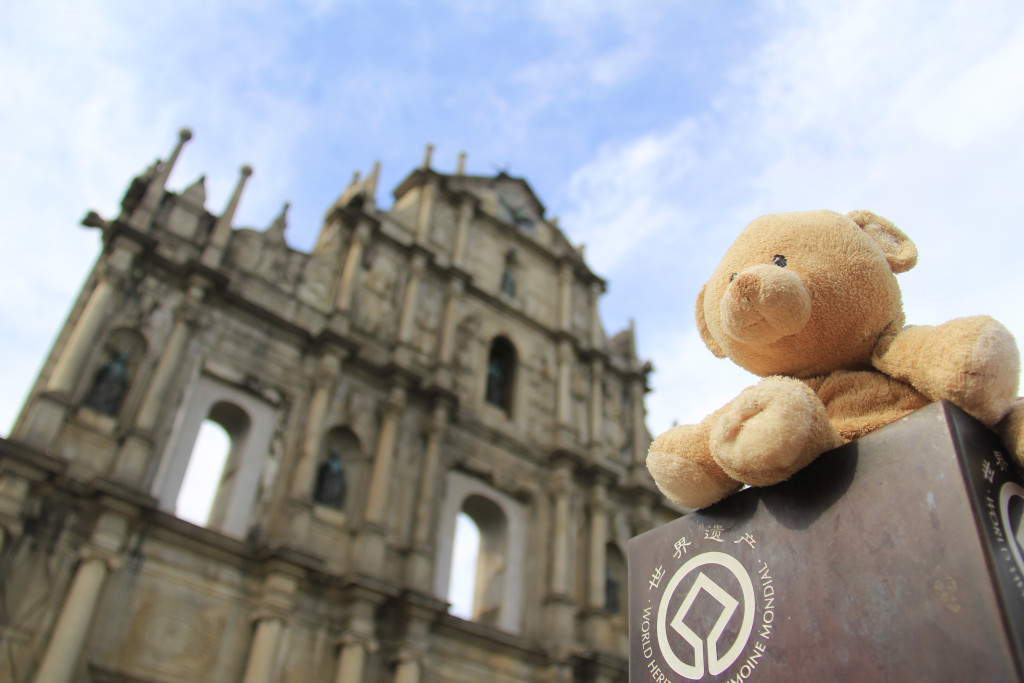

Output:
xmin=0 ymin=130 xmax=678 ymax=682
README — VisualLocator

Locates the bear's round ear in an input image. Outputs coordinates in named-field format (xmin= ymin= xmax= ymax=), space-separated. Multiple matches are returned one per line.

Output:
xmin=695 ymin=284 xmax=726 ymax=358
xmin=847 ymin=210 xmax=918 ymax=273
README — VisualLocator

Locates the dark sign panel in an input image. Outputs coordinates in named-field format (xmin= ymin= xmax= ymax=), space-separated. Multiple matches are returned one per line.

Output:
xmin=629 ymin=401 xmax=1024 ymax=681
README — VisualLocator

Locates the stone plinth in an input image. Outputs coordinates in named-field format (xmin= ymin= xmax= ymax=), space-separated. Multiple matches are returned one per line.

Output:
xmin=629 ymin=401 xmax=1024 ymax=681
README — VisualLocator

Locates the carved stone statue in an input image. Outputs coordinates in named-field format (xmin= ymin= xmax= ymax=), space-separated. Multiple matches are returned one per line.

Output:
xmin=313 ymin=448 xmax=347 ymax=509
xmin=82 ymin=350 xmax=130 ymax=416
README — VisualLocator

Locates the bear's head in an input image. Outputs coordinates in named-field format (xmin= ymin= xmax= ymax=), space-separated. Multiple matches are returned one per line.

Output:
xmin=697 ymin=210 xmax=918 ymax=378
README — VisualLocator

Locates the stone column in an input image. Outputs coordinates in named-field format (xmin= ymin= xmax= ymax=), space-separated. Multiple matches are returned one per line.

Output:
xmin=397 ymin=253 xmax=427 ymax=344
xmin=394 ymin=655 xmax=422 ymax=683
xmin=333 ymin=593 xmax=379 ymax=682
xmin=549 ymin=465 xmax=573 ymax=596
xmin=436 ymin=278 xmax=463 ymax=366
xmin=46 ymin=255 xmax=133 ymax=397
xmin=452 ymin=198 xmax=473 ymax=268
xmin=241 ymin=616 xmax=283 ymax=683
xmin=114 ymin=284 xmax=203 ymax=484
xmin=31 ymin=555 xmax=110 ymax=683
xmin=32 ymin=511 xmax=127 ymax=683
xmin=358 ymin=387 xmax=407 ymax=571
xmin=364 ymin=387 xmax=406 ymax=526
xmin=407 ymin=404 xmax=449 ymax=591
xmin=133 ymin=285 xmax=204 ymax=433
xmin=558 ymin=262 xmax=573 ymax=332
xmin=415 ymin=178 xmax=437 ymax=244
xmin=588 ymin=358 xmax=604 ymax=450
xmin=545 ymin=464 xmax=576 ymax=643
xmin=588 ymin=281 xmax=603 ymax=348
xmin=0 ymin=474 xmax=29 ymax=558
xmin=587 ymin=483 xmax=609 ymax=610
xmin=555 ymin=341 xmax=574 ymax=433
xmin=290 ymin=354 xmax=342 ymax=497
xmin=585 ymin=482 xmax=611 ymax=649
xmin=335 ymin=640 xmax=369 ymax=683
xmin=629 ymin=376 xmax=648 ymax=465
xmin=335 ymin=223 xmax=372 ymax=312
xmin=241 ymin=572 xmax=296 ymax=683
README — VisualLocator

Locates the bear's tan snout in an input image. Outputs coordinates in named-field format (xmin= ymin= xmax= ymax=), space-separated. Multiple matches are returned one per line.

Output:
xmin=719 ymin=264 xmax=811 ymax=346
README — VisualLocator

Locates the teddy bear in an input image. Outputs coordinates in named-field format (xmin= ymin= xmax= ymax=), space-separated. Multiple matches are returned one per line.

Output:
xmin=646 ymin=209 xmax=1024 ymax=510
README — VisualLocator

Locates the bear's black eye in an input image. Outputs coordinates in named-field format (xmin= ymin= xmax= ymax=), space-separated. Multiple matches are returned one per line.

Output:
xmin=729 ymin=272 xmax=737 ymax=282
xmin=773 ymin=254 xmax=787 ymax=267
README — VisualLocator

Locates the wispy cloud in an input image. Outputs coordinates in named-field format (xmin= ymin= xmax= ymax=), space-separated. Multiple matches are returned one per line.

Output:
xmin=562 ymin=1 xmax=1024 ymax=434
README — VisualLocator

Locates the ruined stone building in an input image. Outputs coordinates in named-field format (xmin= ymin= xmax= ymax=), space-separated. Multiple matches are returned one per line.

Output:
xmin=0 ymin=129 xmax=678 ymax=682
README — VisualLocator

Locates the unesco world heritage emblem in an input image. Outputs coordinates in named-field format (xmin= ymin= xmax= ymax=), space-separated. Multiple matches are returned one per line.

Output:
xmin=976 ymin=448 xmax=1024 ymax=601
xmin=639 ymin=525 xmax=777 ymax=682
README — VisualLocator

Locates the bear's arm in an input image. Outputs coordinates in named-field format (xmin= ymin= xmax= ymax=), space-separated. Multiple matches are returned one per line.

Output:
xmin=870 ymin=316 xmax=1019 ymax=425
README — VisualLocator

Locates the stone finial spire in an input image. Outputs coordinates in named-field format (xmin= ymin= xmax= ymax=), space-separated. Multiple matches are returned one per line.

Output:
xmin=130 ymin=127 xmax=193 ymax=229
xmin=456 ymin=152 xmax=467 ymax=175
xmin=265 ymin=202 xmax=290 ymax=243
xmin=181 ymin=175 xmax=207 ymax=207
xmin=201 ymin=164 xmax=253 ymax=268
xmin=422 ymin=144 xmax=434 ymax=170
xmin=364 ymin=161 xmax=380 ymax=208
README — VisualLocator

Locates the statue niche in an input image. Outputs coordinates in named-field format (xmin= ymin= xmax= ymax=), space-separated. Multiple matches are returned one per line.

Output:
xmin=82 ymin=349 xmax=131 ymax=416
xmin=313 ymin=447 xmax=347 ymax=509
xmin=312 ymin=427 xmax=363 ymax=512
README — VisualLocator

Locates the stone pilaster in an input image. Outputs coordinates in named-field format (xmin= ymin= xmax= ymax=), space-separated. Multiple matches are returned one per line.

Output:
xmin=32 ymin=555 xmax=111 ymax=683
xmin=394 ymin=654 xmax=423 ymax=683
xmin=114 ymin=284 xmax=204 ymax=485
xmin=358 ymin=387 xmax=406 ymax=571
xmin=588 ymin=281 xmax=603 ymax=348
xmin=290 ymin=354 xmax=342 ymax=498
xmin=333 ymin=593 xmax=379 ymax=683
xmin=397 ymin=253 xmax=427 ymax=344
xmin=588 ymin=358 xmax=605 ymax=453
xmin=436 ymin=278 xmax=463 ymax=366
xmin=414 ymin=179 xmax=437 ymax=245
xmin=17 ymin=253 xmax=130 ymax=450
xmin=32 ymin=510 xmax=128 ymax=683
xmin=452 ymin=198 xmax=473 ymax=268
xmin=241 ymin=616 xmax=284 ymax=683
xmin=241 ymin=571 xmax=297 ymax=683
xmin=585 ymin=481 xmax=611 ymax=648
xmin=555 ymin=341 xmax=575 ymax=443
xmin=335 ymin=222 xmax=372 ymax=312
xmin=407 ymin=404 xmax=449 ymax=591
xmin=629 ymin=376 xmax=647 ymax=466
xmin=335 ymin=639 xmax=372 ymax=683
xmin=545 ymin=464 xmax=575 ymax=641
xmin=558 ymin=262 xmax=573 ymax=332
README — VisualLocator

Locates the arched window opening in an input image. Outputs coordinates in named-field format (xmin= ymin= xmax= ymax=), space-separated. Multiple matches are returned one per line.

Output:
xmin=176 ymin=420 xmax=230 ymax=526
xmin=447 ymin=512 xmax=481 ymax=620
xmin=485 ymin=336 xmax=516 ymax=413
xmin=447 ymin=495 xmax=508 ymax=626
xmin=605 ymin=543 xmax=627 ymax=616
xmin=174 ymin=401 xmax=251 ymax=529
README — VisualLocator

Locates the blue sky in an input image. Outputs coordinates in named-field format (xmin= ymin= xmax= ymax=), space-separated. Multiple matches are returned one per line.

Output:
xmin=4 ymin=0 xmax=1024 ymax=441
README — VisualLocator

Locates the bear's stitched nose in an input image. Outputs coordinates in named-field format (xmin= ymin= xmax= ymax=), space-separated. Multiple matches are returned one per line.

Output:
xmin=731 ymin=272 xmax=760 ymax=300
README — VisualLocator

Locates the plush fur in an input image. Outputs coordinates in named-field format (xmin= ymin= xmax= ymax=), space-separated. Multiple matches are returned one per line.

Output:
xmin=647 ymin=210 xmax=1024 ymax=509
